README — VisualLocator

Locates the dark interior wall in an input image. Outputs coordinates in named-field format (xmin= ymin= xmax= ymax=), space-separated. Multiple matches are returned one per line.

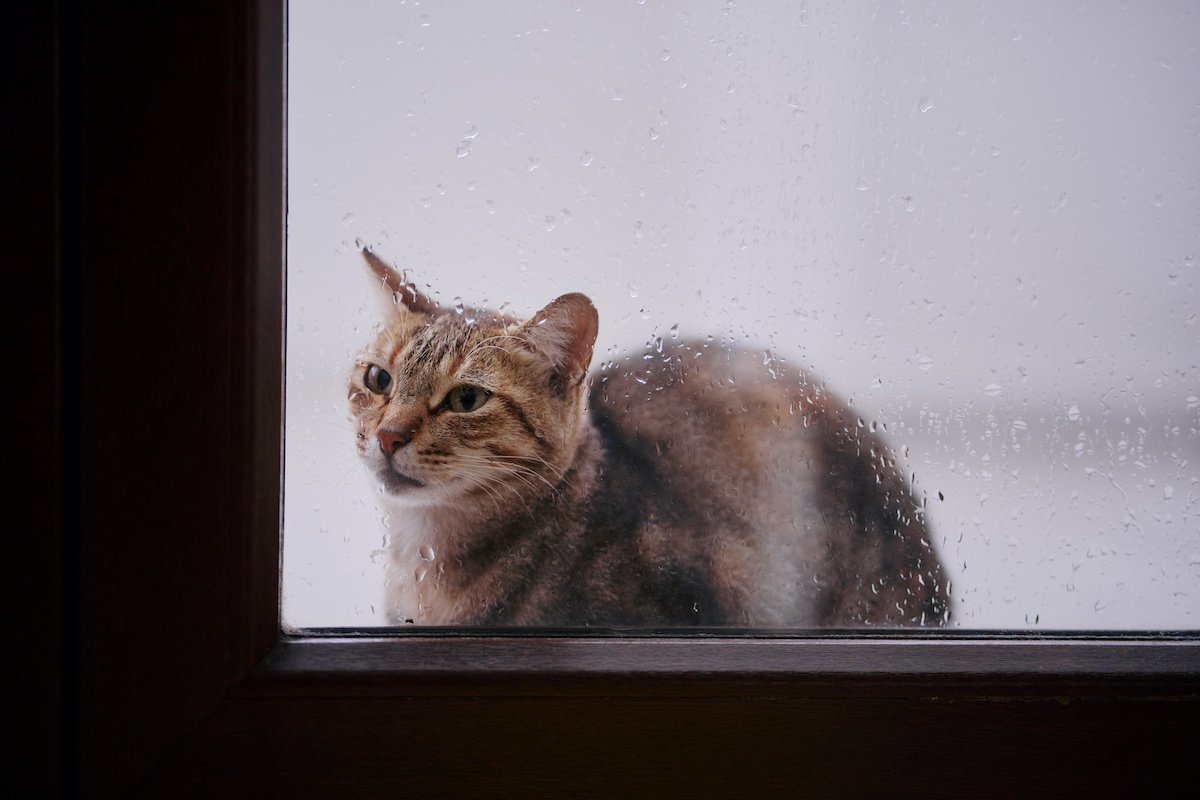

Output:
xmin=13 ymin=2 xmax=62 ymax=797
xmin=27 ymin=2 xmax=262 ymax=794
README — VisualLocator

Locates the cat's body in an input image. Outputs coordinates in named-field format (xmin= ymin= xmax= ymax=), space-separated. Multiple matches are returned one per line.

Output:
xmin=351 ymin=251 xmax=950 ymax=627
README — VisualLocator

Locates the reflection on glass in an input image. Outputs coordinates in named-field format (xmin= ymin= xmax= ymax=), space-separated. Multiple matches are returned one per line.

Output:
xmin=283 ymin=1 xmax=1199 ymax=630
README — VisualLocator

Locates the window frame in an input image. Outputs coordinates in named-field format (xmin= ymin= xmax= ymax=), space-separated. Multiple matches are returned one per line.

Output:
xmin=54 ymin=1 xmax=1199 ymax=795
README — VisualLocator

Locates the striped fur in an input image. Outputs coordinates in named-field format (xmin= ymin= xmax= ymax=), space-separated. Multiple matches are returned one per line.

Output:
xmin=349 ymin=253 xmax=950 ymax=627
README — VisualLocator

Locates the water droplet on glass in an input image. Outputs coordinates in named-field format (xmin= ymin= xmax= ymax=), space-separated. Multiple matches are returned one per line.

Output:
xmin=1067 ymin=404 xmax=1081 ymax=421
xmin=669 ymin=323 xmax=679 ymax=339
xmin=341 ymin=212 xmax=355 ymax=227
xmin=917 ymin=354 xmax=934 ymax=371
xmin=659 ymin=49 xmax=671 ymax=61
xmin=456 ymin=142 xmax=471 ymax=158
xmin=649 ymin=127 xmax=660 ymax=141
xmin=580 ymin=151 xmax=594 ymax=167
xmin=452 ymin=297 xmax=464 ymax=315
xmin=1163 ymin=485 xmax=1175 ymax=501
xmin=918 ymin=96 xmax=934 ymax=113
xmin=902 ymin=195 xmax=915 ymax=212
xmin=419 ymin=544 xmax=436 ymax=561
xmin=544 ymin=215 xmax=557 ymax=231
xmin=983 ymin=382 xmax=1003 ymax=397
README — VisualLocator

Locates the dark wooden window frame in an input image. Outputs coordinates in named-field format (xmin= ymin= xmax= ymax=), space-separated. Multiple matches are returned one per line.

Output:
xmin=40 ymin=1 xmax=1198 ymax=796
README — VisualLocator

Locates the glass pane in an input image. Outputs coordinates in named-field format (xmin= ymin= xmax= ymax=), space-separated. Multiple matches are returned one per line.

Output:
xmin=283 ymin=0 xmax=1199 ymax=630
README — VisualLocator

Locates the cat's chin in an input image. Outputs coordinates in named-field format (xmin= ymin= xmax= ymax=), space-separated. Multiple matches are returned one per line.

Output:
xmin=375 ymin=468 xmax=426 ymax=495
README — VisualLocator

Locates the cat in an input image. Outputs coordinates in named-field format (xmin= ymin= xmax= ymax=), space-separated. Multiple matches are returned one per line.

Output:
xmin=350 ymin=249 xmax=950 ymax=627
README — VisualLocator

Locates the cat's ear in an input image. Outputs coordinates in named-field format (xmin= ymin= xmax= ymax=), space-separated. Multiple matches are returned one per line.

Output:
xmin=362 ymin=248 xmax=438 ymax=316
xmin=520 ymin=293 xmax=599 ymax=388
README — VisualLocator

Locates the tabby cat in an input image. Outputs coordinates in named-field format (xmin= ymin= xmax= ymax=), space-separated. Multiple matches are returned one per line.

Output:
xmin=350 ymin=250 xmax=950 ymax=627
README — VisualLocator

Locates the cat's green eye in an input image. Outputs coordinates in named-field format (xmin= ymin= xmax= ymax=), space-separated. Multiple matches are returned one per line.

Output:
xmin=364 ymin=365 xmax=392 ymax=394
xmin=446 ymin=384 xmax=490 ymax=413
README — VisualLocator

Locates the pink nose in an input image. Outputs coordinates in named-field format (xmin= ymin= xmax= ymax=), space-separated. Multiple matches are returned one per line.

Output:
xmin=377 ymin=428 xmax=413 ymax=454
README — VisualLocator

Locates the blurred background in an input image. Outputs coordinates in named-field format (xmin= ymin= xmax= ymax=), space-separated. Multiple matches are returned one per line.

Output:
xmin=283 ymin=0 xmax=1198 ymax=629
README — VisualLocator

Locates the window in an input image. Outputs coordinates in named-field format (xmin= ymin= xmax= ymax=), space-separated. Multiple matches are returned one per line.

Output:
xmin=283 ymin=0 xmax=1197 ymax=631
xmin=56 ymin=1 xmax=1197 ymax=795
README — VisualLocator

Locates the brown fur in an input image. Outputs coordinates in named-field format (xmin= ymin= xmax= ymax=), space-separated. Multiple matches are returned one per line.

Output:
xmin=350 ymin=251 xmax=950 ymax=627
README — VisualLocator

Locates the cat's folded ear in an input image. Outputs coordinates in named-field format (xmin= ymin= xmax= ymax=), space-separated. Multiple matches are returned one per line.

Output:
xmin=362 ymin=248 xmax=438 ymax=316
xmin=520 ymin=293 xmax=599 ymax=389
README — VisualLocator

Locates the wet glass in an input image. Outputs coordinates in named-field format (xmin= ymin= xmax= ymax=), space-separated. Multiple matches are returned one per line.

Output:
xmin=283 ymin=1 xmax=1198 ymax=630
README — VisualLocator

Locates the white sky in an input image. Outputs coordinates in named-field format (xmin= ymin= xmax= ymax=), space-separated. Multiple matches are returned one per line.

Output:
xmin=283 ymin=0 xmax=1199 ymax=630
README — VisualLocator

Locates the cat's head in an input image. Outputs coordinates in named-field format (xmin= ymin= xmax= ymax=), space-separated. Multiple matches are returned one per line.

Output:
xmin=349 ymin=250 xmax=599 ymax=515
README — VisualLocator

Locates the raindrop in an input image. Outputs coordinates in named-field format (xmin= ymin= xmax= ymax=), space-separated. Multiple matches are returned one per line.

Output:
xmin=1067 ymin=404 xmax=1081 ymax=421
xmin=452 ymin=297 xmax=464 ymax=315
xmin=983 ymin=382 xmax=1003 ymax=397
xmin=341 ymin=212 xmax=355 ymax=227
xmin=544 ymin=215 xmax=557 ymax=231
xmin=649 ymin=127 xmax=660 ymax=141
xmin=902 ymin=196 xmax=915 ymax=212
xmin=580 ymin=151 xmax=594 ymax=167
xmin=918 ymin=96 xmax=934 ymax=113
xmin=669 ymin=323 xmax=680 ymax=339
xmin=419 ymin=544 xmax=436 ymax=561
xmin=659 ymin=49 xmax=671 ymax=61
xmin=917 ymin=354 xmax=934 ymax=371
xmin=1163 ymin=485 xmax=1175 ymax=501
xmin=456 ymin=142 xmax=471 ymax=158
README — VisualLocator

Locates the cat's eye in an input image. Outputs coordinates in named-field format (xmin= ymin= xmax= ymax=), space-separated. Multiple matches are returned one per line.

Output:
xmin=364 ymin=365 xmax=392 ymax=394
xmin=446 ymin=384 xmax=490 ymax=413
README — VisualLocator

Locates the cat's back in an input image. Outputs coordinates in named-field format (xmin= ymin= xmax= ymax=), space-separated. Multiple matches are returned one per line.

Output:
xmin=589 ymin=340 xmax=831 ymax=505
xmin=588 ymin=341 xmax=948 ymax=627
